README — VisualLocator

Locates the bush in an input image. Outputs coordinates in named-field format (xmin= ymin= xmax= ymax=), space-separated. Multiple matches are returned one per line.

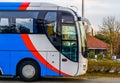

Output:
xmin=88 ymin=51 xmax=94 ymax=59
xmin=87 ymin=60 xmax=120 ymax=73
xmin=106 ymin=54 xmax=112 ymax=60
xmin=97 ymin=53 xmax=103 ymax=60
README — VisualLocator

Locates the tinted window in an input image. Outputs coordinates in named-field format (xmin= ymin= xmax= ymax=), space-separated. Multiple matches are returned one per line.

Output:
xmin=61 ymin=12 xmax=78 ymax=62
xmin=44 ymin=12 xmax=57 ymax=35
xmin=62 ymin=12 xmax=74 ymax=23
xmin=0 ymin=18 xmax=9 ymax=33
xmin=0 ymin=11 xmax=45 ymax=34
xmin=44 ymin=12 xmax=61 ymax=51
xmin=62 ymin=25 xmax=76 ymax=40
xmin=16 ymin=18 xmax=33 ymax=33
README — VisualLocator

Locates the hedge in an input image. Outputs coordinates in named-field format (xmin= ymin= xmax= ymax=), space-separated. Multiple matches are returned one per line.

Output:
xmin=87 ymin=59 xmax=120 ymax=73
xmin=88 ymin=51 xmax=95 ymax=59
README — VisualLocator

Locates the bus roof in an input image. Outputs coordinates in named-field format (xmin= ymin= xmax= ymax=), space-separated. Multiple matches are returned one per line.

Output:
xmin=0 ymin=2 xmax=59 ymax=10
xmin=0 ymin=2 xmax=78 ymax=19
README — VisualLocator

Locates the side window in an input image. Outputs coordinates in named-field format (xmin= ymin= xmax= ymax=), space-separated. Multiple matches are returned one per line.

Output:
xmin=0 ymin=11 xmax=44 ymax=34
xmin=44 ymin=12 xmax=61 ymax=51
xmin=0 ymin=18 xmax=9 ymax=33
xmin=61 ymin=12 xmax=78 ymax=62
xmin=44 ymin=12 xmax=57 ymax=36
xmin=0 ymin=18 xmax=9 ymax=26
xmin=16 ymin=18 xmax=33 ymax=33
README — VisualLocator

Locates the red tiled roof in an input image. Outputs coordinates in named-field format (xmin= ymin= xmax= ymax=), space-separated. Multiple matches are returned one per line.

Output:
xmin=87 ymin=34 xmax=110 ymax=49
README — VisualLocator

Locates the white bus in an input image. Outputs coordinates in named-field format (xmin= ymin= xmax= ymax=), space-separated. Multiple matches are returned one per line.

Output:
xmin=0 ymin=2 xmax=87 ymax=81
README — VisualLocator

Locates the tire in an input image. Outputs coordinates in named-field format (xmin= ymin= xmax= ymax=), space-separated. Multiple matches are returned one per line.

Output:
xmin=18 ymin=60 xmax=40 ymax=82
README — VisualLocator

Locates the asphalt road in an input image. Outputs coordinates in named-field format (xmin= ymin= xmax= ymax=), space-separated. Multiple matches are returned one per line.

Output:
xmin=0 ymin=77 xmax=120 ymax=83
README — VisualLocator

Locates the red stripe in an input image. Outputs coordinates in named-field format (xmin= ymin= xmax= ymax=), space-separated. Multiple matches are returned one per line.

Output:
xmin=19 ymin=2 xmax=30 ymax=10
xmin=20 ymin=34 xmax=70 ymax=76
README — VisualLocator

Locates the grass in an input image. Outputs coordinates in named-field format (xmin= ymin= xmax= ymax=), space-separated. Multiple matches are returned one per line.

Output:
xmin=78 ymin=73 xmax=120 ymax=78
xmin=87 ymin=59 xmax=120 ymax=73
xmin=75 ymin=60 xmax=120 ymax=79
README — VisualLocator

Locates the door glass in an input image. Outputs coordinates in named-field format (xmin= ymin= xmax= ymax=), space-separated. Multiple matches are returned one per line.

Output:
xmin=61 ymin=12 xmax=78 ymax=62
xmin=62 ymin=41 xmax=77 ymax=61
xmin=62 ymin=25 xmax=76 ymax=40
xmin=62 ymin=25 xmax=78 ymax=62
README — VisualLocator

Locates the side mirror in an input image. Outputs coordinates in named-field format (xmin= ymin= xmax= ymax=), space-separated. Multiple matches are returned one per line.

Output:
xmin=84 ymin=47 xmax=88 ymax=58
xmin=78 ymin=17 xmax=81 ymax=21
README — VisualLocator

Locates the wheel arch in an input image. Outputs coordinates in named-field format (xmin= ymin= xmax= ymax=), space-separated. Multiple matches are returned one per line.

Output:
xmin=16 ymin=58 xmax=41 ymax=76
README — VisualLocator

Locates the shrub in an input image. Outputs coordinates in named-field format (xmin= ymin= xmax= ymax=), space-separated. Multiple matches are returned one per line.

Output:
xmin=88 ymin=51 xmax=94 ymax=59
xmin=106 ymin=54 xmax=112 ymax=60
xmin=97 ymin=53 xmax=103 ymax=60
xmin=87 ymin=60 xmax=120 ymax=73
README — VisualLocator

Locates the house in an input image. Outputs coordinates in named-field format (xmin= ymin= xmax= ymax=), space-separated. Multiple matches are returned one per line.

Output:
xmin=86 ymin=34 xmax=110 ymax=55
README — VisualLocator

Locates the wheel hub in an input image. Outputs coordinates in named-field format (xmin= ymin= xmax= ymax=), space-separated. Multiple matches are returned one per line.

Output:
xmin=22 ymin=65 xmax=35 ymax=78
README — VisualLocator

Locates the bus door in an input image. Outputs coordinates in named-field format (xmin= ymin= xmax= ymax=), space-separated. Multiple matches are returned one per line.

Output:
xmin=59 ymin=11 xmax=79 ymax=76
xmin=44 ymin=11 xmax=60 ymax=76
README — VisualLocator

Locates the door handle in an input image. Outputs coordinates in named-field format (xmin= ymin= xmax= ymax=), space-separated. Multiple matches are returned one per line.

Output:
xmin=62 ymin=58 xmax=67 ymax=62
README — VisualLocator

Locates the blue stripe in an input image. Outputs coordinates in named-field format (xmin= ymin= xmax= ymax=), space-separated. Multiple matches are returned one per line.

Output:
xmin=0 ymin=2 xmax=22 ymax=10
xmin=0 ymin=7 xmax=19 ymax=10
xmin=0 ymin=2 xmax=21 ymax=7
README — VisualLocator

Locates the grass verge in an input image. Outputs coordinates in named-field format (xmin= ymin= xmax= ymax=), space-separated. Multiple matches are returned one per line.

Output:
xmin=78 ymin=73 xmax=120 ymax=78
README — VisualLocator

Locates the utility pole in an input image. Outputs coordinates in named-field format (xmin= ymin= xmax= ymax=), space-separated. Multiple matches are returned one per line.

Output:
xmin=82 ymin=0 xmax=84 ymax=17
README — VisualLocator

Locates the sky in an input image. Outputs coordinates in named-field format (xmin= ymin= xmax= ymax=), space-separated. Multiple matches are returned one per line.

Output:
xmin=0 ymin=0 xmax=120 ymax=31
xmin=85 ymin=0 xmax=120 ymax=31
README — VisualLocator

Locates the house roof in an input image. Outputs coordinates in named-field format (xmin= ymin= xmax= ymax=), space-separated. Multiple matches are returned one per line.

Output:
xmin=87 ymin=34 xmax=110 ymax=49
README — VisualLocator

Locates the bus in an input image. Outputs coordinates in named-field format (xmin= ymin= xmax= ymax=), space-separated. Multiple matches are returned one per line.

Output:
xmin=0 ymin=2 xmax=87 ymax=81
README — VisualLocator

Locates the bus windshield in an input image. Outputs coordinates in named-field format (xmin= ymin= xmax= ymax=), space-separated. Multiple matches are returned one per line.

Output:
xmin=79 ymin=21 xmax=87 ymax=57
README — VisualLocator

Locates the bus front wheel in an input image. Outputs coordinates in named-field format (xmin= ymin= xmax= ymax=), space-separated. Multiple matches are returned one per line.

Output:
xmin=18 ymin=60 xmax=40 ymax=82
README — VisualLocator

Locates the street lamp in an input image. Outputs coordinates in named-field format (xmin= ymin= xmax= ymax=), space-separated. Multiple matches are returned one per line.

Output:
xmin=82 ymin=0 xmax=84 ymax=17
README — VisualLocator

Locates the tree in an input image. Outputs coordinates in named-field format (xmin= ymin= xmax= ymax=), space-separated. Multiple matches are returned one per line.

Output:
xmin=98 ymin=16 xmax=120 ymax=56
xmin=95 ymin=33 xmax=110 ymax=44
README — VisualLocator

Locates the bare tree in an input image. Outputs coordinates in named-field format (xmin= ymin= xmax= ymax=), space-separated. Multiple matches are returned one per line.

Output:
xmin=99 ymin=16 xmax=120 ymax=56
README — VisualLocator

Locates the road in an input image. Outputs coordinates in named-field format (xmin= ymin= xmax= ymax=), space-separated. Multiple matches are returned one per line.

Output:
xmin=0 ymin=77 xmax=120 ymax=83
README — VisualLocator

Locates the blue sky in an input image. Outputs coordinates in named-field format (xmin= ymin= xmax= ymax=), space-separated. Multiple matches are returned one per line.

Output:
xmin=0 ymin=0 xmax=120 ymax=31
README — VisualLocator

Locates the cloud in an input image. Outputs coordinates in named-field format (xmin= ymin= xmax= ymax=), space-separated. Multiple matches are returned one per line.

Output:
xmin=84 ymin=0 xmax=120 ymax=31
xmin=85 ymin=0 xmax=120 ymax=14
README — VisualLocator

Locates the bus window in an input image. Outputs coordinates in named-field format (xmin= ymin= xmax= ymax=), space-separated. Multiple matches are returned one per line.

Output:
xmin=79 ymin=21 xmax=87 ymax=58
xmin=44 ymin=12 xmax=61 ymax=51
xmin=0 ymin=18 xmax=9 ymax=33
xmin=61 ymin=12 xmax=74 ymax=24
xmin=44 ymin=12 xmax=57 ymax=35
xmin=61 ymin=12 xmax=78 ymax=62
xmin=0 ymin=11 xmax=40 ymax=34
xmin=62 ymin=25 xmax=76 ymax=40
xmin=0 ymin=18 xmax=9 ymax=26
xmin=16 ymin=18 xmax=33 ymax=33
